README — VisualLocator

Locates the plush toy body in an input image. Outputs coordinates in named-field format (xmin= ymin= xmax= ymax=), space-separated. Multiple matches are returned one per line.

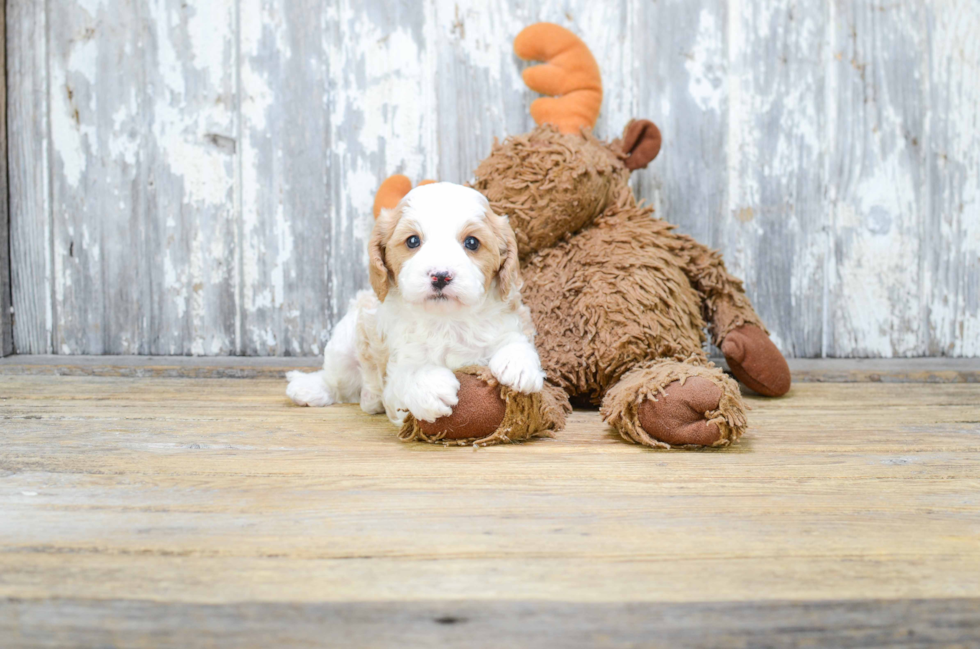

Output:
xmin=473 ymin=126 xmax=785 ymax=448
xmin=377 ymin=23 xmax=790 ymax=448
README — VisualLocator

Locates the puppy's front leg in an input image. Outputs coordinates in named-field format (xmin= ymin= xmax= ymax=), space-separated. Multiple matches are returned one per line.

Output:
xmin=384 ymin=365 xmax=460 ymax=425
xmin=489 ymin=337 xmax=545 ymax=394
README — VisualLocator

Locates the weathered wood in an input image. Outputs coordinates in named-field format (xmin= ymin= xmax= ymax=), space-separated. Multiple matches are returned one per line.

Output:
xmin=238 ymin=0 xmax=331 ymax=356
xmin=722 ymin=0 xmax=826 ymax=357
xmin=237 ymin=0 xmax=438 ymax=356
xmin=0 ymin=0 xmax=11 ymax=357
xmin=927 ymin=1 xmax=980 ymax=356
xmin=763 ymin=357 xmax=980 ymax=384
xmin=827 ymin=2 xmax=928 ymax=357
xmin=8 ymin=0 xmax=51 ymax=354
xmin=0 ymin=354 xmax=313 ymax=378
xmin=2 ymin=598 xmax=978 ymax=648
xmin=6 ymin=1 xmax=980 ymax=357
xmin=3 ymin=355 xmax=979 ymax=382
xmin=631 ymin=0 xmax=727 ymax=251
xmin=0 ymin=376 xmax=978 ymax=643
xmin=17 ymin=0 xmax=238 ymax=355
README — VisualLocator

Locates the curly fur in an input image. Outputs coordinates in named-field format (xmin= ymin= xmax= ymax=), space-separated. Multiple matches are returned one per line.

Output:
xmin=601 ymin=360 xmax=746 ymax=449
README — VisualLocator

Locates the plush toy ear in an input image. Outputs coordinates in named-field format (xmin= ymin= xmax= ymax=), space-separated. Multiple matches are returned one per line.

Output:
xmin=621 ymin=119 xmax=662 ymax=171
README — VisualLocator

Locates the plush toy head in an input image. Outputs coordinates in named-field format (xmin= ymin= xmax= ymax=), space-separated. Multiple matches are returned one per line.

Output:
xmin=471 ymin=24 xmax=662 ymax=258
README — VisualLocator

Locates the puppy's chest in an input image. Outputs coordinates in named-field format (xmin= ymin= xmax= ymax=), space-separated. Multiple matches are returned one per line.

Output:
xmin=394 ymin=319 xmax=497 ymax=368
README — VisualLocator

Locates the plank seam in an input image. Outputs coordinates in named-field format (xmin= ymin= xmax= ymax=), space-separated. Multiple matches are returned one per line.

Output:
xmin=233 ymin=0 xmax=244 ymax=356
xmin=1 ymin=0 xmax=11 ymax=356
xmin=1 ymin=356 xmax=977 ymax=382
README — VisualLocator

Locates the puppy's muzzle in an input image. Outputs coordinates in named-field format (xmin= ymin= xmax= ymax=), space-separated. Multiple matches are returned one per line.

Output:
xmin=430 ymin=272 xmax=453 ymax=291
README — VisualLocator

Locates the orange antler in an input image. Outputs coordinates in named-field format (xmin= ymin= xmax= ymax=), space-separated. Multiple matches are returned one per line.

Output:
xmin=372 ymin=176 xmax=436 ymax=219
xmin=514 ymin=23 xmax=602 ymax=135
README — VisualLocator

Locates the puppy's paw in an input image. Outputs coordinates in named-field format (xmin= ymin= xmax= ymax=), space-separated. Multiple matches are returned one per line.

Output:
xmin=490 ymin=345 xmax=545 ymax=394
xmin=359 ymin=388 xmax=385 ymax=415
xmin=286 ymin=370 xmax=335 ymax=407
xmin=399 ymin=368 xmax=460 ymax=422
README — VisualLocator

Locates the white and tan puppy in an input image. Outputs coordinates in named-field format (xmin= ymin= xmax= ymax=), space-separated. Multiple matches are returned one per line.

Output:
xmin=286 ymin=182 xmax=544 ymax=426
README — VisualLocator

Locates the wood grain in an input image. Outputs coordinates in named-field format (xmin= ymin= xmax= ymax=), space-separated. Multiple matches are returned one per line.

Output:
xmin=723 ymin=0 xmax=826 ymax=357
xmin=5 ymin=1 xmax=980 ymax=357
xmin=3 ymin=355 xmax=979 ymax=382
xmin=0 ymin=0 xmax=11 ymax=357
xmin=0 ymin=374 xmax=978 ymax=645
xmin=827 ymin=1 xmax=927 ymax=357
xmin=8 ymin=0 xmax=52 ymax=354
xmin=2 ymin=598 xmax=978 ymax=649
xmin=927 ymin=1 xmax=980 ymax=356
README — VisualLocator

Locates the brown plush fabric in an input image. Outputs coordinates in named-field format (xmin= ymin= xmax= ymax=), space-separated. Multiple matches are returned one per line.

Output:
xmin=399 ymin=366 xmax=571 ymax=447
xmin=620 ymin=119 xmax=662 ymax=171
xmin=471 ymin=126 xmax=627 ymax=259
xmin=417 ymin=373 xmax=507 ymax=440
xmin=602 ymin=361 xmax=746 ymax=449
xmin=722 ymin=325 xmax=792 ymax=397
xmin=514 ymin=178 xmax=765 ymax=407
xmin=636 ymin=378 xmax=723 ymax=446
xmin=521 ymin=194 xmax=705 ymax=403
xmin=470 ymin=123 xmax=785 ymax=447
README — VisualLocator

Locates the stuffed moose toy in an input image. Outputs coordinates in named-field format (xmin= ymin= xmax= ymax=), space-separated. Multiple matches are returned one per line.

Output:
xmin=375 ymin=23 xmax=791 ymax=448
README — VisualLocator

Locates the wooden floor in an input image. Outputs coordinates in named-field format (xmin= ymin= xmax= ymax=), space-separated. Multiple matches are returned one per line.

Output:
xmin=1 ymin=365 xmax=979 ymax=647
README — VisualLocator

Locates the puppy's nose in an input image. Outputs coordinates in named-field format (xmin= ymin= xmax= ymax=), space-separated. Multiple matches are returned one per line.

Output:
xmin=430 ymin=272 xmax=453 ymax=290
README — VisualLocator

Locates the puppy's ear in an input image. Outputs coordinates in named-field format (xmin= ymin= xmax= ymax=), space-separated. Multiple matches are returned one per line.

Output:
xmin=369 ymin=203 xmax=402 ymax=301
xmin=487 ymin=207 xmax=522 ymax=299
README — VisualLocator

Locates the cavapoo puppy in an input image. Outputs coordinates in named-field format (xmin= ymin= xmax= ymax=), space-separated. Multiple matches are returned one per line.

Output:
xmin=286 ymin=182 xmax=545 ymax=426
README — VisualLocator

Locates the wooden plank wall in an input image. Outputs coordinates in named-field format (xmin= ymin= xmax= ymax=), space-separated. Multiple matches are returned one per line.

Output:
xmin=6 ymin=0 xmax=979 ymax=357
xmin=0 ymin=1 xmax=10 ymax=357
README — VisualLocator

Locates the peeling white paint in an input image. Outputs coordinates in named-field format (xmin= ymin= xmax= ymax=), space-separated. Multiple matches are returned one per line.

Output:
xmin=76 ymin=0 xmax=106 ymax=18
xmin=108 ymin=102 xmax=139 ymax=166
xmin=147 ymin=0 xmax=186 ymax=97
xmin=687 ymin=9 xmax=725 ymax=114
xmin=271 ymin=205 xmax=293 ymax=308
xmin=186 ymin=1 xmax=235 ymax=74
xmin=50 ymin=37 xmax=99 ymax=189
xmin=50 ymin=90 xmax=88 ymax=189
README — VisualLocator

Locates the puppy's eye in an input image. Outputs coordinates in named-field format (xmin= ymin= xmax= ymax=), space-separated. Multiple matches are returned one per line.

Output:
xmin=406 ymin=235 xmax=421 ymax=249
xmin=464 ymin=236 xmax=480 ymax=251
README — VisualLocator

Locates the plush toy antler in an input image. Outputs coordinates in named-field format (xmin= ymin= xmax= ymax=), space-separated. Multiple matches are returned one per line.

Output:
xmin=514 ymin=23 xmax=603 ymax=134
xmin=372 ymin=175 xmax=435 ymax=219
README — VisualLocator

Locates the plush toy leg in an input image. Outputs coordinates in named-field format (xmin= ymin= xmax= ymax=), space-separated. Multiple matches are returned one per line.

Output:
xmin=601 ymin=360 xmax=747 ymax=449
xmin=399 ymin=366 xmax=570 ymax=447
xmin=721 ymin=325 xmax=791 ymax=397
xmin=668 ymin=229 xmax=793 ymax=399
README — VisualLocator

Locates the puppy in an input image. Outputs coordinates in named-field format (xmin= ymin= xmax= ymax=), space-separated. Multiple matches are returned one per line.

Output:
xmin=286 ymin=182 xmax=544 ymax=426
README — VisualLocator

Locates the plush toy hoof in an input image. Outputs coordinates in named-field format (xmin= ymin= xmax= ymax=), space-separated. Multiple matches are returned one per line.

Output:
xmin=636 ymin=378 xmax=724 ymax=447
xmin=418 ymin=373 xmax=507 ymax=440
xmin=400 ymin=366 xmax=570 ymax=446
xmin=721 ymin=325 xmax=791 ymax=397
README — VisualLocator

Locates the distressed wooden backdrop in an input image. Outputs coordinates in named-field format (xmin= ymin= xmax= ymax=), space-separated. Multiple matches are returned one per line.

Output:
xmin=7 ymin=0 xmax=979 ymax=358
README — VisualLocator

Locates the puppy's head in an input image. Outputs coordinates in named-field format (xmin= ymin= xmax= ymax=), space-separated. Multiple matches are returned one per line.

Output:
xmin=369 ymin=182 xmax=520 ymax=310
